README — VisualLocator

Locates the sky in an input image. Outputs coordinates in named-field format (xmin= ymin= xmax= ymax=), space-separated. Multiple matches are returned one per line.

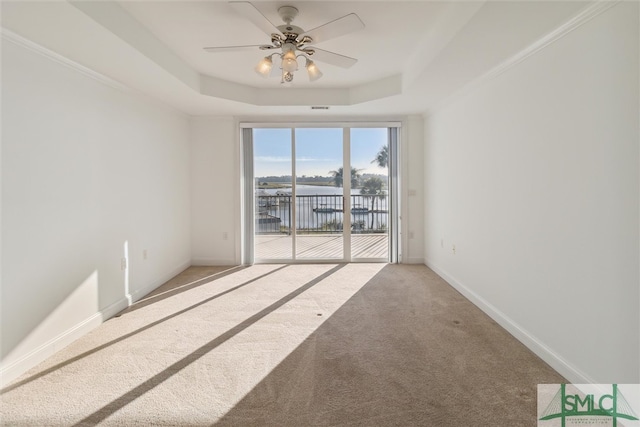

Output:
xmin=254 ymin=128 xmax=388 ymax=177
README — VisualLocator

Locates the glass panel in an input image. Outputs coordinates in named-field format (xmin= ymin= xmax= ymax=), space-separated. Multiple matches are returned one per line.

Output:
xmin=350 ymin=128 xmax=389 ymax=260
xmin=295 ymin=128 xmax=344 ymax=259
xmin=253 ymin=128 xmax=292 ymax=260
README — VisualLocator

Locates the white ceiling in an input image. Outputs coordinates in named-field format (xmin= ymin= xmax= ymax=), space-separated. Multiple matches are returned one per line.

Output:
xmin=120 ymin=1 xmax=450 ymax=89
xmin=1 ymin=1 xmax=590 ymax=116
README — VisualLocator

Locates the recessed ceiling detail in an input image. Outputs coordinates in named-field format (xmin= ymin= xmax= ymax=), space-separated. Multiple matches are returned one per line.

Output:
xmin=1 ymin=1 xmax=595 ymax=115
xmin=68 ymin=1 xmax=407 ymax=107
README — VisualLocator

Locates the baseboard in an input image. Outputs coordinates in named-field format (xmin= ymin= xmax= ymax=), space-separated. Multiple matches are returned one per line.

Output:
xmin=128 ymin=260 xmax=191 ymax=304
xmin=0 ymin=260 xmax=191 ymax=387
xmin=403 ymin=257 xmax=425 ymax=265
xmin=424 ymin=258 xmax=596 ymax=384
xmin=0 ymin=297 xmax=128 ymax=387
xmin=191 ymin=257 xmax=238 ymax=266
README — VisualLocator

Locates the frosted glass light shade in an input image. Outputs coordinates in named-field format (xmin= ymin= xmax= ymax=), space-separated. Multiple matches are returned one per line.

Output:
xmin=282 ymin=50 xmax=298 ymax=73
xmin=306 ymin=59 xmax=323 ymax=81
xmin=255 ymin=56 xmax=273 ymax=77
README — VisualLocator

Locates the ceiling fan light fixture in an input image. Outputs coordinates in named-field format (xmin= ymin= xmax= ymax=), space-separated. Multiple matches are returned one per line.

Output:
xmin=206 ymin=3 xmax=364 ymax=84
xmin=255 ymin=55 xmax=273 ymax=78
xmin=305 ymin=58 xmax=322 ymax=82
xmin=281 ymin=49 xmax=298 ymax=73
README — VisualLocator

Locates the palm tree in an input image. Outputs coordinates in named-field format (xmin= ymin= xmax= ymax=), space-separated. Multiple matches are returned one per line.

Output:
xmin=371 ymin=145 xmax=388 ymax=169
xmin=329 ymin=166 xmax=361 ymax=188
xmin=359 ymin=177 xmax=386 ymax=229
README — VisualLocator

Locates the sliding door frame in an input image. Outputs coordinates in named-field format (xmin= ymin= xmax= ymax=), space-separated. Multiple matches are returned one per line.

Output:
xmin=241 ymin=122 xmax=401 ymax=265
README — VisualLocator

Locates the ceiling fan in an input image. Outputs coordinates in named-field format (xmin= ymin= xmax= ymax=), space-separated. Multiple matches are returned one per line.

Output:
xmin=203 ymin=2 xmax=365 ymax=83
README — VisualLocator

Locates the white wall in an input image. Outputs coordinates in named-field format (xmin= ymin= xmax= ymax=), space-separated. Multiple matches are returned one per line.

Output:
xmin=189 ymin=117 xmax=424 ymax=265
xmin=190 ymin=117 xmax=239 ymax=265
xmin=1 ymin=37 xmax=191 ymax=385
xmin=424 ymin=2 xmax=639 ymax=383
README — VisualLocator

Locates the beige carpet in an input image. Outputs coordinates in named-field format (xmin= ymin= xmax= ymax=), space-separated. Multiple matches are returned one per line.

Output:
xmin=1 ymin=264 xmax=564 ymax=426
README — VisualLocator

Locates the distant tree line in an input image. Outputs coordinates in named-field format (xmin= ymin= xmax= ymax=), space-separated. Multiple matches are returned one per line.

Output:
xmin=257 ymin=144 xmax=389 ymax=194
xmin=256 ymin=173 xmax=386 ymax=187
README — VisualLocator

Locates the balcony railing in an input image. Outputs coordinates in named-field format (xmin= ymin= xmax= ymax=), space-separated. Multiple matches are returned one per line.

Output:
xmin=256 ymin=194 xmax=388 ymax=235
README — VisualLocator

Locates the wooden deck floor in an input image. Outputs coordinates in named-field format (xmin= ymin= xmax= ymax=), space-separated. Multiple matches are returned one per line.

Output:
xmin=255 ymin=234 xmax=388 ymax=260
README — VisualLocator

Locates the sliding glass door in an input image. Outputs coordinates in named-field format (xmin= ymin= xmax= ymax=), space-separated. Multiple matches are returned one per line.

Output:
xmin=248 ymin=125 xmax=397 ymax=263
xmin=350 ymin=128 xmax=389 ymax=260
xmin=253 ymin=128 xmax=293 ymax=260
xmin=295 ymin=128 xmax=344 ymax=260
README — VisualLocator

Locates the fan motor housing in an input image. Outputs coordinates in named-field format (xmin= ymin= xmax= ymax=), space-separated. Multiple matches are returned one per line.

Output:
xmin=278 ymin=25 xmax=304 ymax=40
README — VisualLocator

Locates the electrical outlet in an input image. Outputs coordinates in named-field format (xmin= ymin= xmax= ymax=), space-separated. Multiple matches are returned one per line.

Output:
xmin=121 ymin=258 xmax=127 ymax=270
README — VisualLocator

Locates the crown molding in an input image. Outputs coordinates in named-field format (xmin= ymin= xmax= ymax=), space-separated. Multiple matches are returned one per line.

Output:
xmin=433 ymin=0 xmax=621 ymax=115
xmin=1 ymin=28 xmax=190 ymax=118
xmin=480 ymin=0 xmax=620 ymax=83
xmin=1 ymin=27 xmax=129 ymax=93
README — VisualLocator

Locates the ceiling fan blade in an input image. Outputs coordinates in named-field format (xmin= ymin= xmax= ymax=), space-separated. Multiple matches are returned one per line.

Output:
xmin=230 ymin=1 xmax=282 ymax=38
xmin=302 ymin=13 xmax=364 ymax=44
xmin=203 ymin=45 xmax=266 ymax=53
xmin=308 ymin=48 xmax=358 ymax=69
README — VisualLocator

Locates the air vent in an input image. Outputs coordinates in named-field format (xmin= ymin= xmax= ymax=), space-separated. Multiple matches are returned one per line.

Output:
xmin=311 ymin=106 xmax=329 ymax=110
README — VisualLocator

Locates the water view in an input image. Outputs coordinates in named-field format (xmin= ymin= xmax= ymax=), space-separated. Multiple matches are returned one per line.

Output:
xmin=256 ymin=185 xmax=388 ymax=233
